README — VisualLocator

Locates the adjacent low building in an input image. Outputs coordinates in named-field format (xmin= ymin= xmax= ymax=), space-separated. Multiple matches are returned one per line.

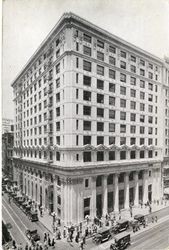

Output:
xmin=11 ymin=13 xmax=168 ymax=225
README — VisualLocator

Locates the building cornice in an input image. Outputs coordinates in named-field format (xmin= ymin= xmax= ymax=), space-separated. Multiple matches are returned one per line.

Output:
xmin=11 ymin=12 xmax=165 ymax=89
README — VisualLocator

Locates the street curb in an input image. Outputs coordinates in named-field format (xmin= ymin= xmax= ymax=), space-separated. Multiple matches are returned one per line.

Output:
xmin=38 ymin=219 xmax=53 ymax=235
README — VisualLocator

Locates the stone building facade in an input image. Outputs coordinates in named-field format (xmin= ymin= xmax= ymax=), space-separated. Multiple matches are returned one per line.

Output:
xmin=12 ymin=12 xmax=168 ymax=225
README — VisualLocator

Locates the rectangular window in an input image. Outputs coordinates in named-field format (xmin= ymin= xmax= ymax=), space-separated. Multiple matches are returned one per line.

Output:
xmin=83 ymin=46 xmax=91 ymax=56
xmin=83 ymin=106 xmax=91 ymax=116
xmin=140 ymin=126 xmax=145 ymax=134
xmin=120 ymin=73 xmax=126 ymax=82
xmin=130 ymin=101 xmax=136 ymax=110
xmin=120 ymin=86 xmax=126 ymax=95
xmin=83 ymin=60 xmax=91 ymax=72
xmin=97 ymin=40 xmax=104 ymax=49
xmin=109 ymin=110 xmax=115 ymax=119
xmin=140 ymin=59 xmax=145 ymax=66
xmin=109 ymin=136 xmax=115 ymax=145
xmin=120 ymin=111 xmax=126 ymax=120
xmin=130 ymin=55 xmax=136 ymax=62
xmin=97 ymin=51 xmax=104 ymax=61
xmin=140 ymin=92 xmax=145 ymax=100
xmin=140 ymin=103 xmax=145 ymax=111
xmin=120 ymin=124 xmax=126 ymax=133
xmin=97 ymin=94 xmax=104 ymax=104
xmin=109 ymin=69 xmax=116 ymax=79
xmin=97 ymin=122 xmax=104 ymax=131
xmin=83 ymin=33 xmax=92 ymax=43
xmin=83 ymin=152 xmax=91 ymax=162
xmin=97 ymin=151 xmax=104 ymax=161
xmin=120 ymin=151 xmax=126 ymax=160
xmin=109 ymin=46 xmax=116 ymax=53
xmin=109 ymin=123 xmax=115 ymax=132
xmin=56 ymin=63 xmax=60 ymax=74
xmin=140 ymin=115 xmax=145 ymax=122
xmin=130 ymin=125 xmax=136 ymax=133
xmin=97 ymin=136 xmax=104 ymax=145
xmin=140 ymin=69 xmax=145 ymax=76
xmin=83 ymin=121 xmax=91 ymax=131
xmin=120 ymin=99 xmax=126 ymax=108
xmin=130 ymin=89 xmax=136 ymax=98
xmin=148 ymin=94 xmax=153 ymax=102
xmin=109 ymin=96 xmax=115 ymax=106
xmin=121 ymin=51 xmax=126 ymax=58
xmin=109 ymin=83 xmax=115 ymax=93
xmin=130 ymin=65 xmax=136 ymax=73
xmin=109 ymin=151 xmax=115 ymax=160
xmin=83 ymin=136 xmax=91 ymax=145
xmin=130 ymin=151 xmax=136 ymax=159
xmin=140 ymin=138 xmax=144 ymax=145
xmin=83 ymin=91 xmax=91 ymax=101
xmin=109 ymin=56 xmax=116 ymax=65
xmin=97 ymin=108 xmax=104 ymax=118
xmin=83 ymin=75 xmax=91 ymax=86
xmin=97 ymin=79 xmax=104 ymax=90
xmin=148 ymin=72 xmax=153 ymax=79
xmin=148 ymin=83 xmax=153 ymax=91
xmin=140 ymin=151 xmax=145 ymax=158
xmin=140 ymin=80 xmax=145 ymax=88
xmin=120 ymin=61 xmax=126 ymax=69
xmin=97 ymin=65 xmax=104 ymax=76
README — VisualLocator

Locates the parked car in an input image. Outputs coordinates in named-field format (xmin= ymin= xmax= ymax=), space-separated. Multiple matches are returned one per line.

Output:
xmin=112 ymin=220 xmax=129 ymax=234
xmin=92 ymin=227 xmax=112 ymax=244
xmin=110 ymin=232 xmax=131 ymax=250
xmin=134 ymin=214 xmax=145 ymax=225
xmin=25 ymin=229 xmax=40 ymax=242
xmin=28 ymin=211 xmax=39 ymax=222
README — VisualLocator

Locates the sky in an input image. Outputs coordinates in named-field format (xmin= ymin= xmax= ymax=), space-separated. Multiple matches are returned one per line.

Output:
xmin=2 ymin=0 xmax=169 ymax=120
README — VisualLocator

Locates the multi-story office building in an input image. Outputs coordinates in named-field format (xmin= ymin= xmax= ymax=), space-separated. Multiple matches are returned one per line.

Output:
xmin=162 ymin=57 xmax=169 ymax=188
xmin=2 ymin=132 xmax=14 ymax=179
xmin=12 ymin=12 xmax=167 ymax=224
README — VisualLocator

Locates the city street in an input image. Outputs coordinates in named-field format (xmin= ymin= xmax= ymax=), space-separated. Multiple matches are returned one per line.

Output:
xmin=3 ymin=191 xmax=169 ymax=250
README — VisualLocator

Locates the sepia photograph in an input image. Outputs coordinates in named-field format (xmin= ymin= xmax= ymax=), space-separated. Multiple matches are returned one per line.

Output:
xmin=2 ymin=0 xmax=169 ymax=249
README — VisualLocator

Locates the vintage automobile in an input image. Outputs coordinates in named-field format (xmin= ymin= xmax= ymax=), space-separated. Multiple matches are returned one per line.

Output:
xmin=112 ymin=220 xmax=129 ymax=234
xmin=25 ymin=205 xmax=31 ymax=216
xmin=110 ymin=232 xmax=131 ymax=250
xmin=28 ymin=211 xmax=39 ymax=222
xmin=92 ymin=227 xmax=112 ymax=244
xmin=134 ymin=214 xmax=145 ymax=225
xmin=25 ymin=229 xmax=40 ymax=242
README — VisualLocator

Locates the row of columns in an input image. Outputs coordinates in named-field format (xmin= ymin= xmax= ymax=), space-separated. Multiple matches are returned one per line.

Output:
xmin=91 ymin=169 xmax=158 ymax=217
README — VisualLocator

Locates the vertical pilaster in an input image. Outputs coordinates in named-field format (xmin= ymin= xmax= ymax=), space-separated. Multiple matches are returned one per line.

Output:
xmin=53 ymin=175 xmax=57 ymax=213
xmin=143 ymin=170 xmax=148 ymax=204
xmin=42 ymin=173 xmax=46 ymax=207
xmin=102 ymin=175 xmax=108 ymax=216
xmin=134 ymin=171 xmax=139 ymax=206
xmin=124 ymin=172 xmax=129 ymax=209
xmin=114 ymin=173 xmax=119 ymax=212
xmin=77 ymin=178 xmax=83 ymax=223
xmin=91 ymin=176 xmax=96 ymax=218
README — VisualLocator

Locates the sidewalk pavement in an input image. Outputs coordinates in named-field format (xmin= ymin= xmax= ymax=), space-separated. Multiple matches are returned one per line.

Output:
xmin=38 ymin=200 xmax=169 ymax=240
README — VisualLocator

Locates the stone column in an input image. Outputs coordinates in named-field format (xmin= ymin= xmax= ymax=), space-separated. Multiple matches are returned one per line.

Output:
xmin=77 ymin=178 xmax=83 ymax=223
xmin=53 ymin=175 xmax=57 ymax=213
xmin=37 ymin=174 xmax=40 ymax=205
xmin=134 ymin=171 xmax=139 ymax=206
xmin=124 ymin=172 xmax=129 ymax=209
xmin=152 ymin=169 xmax=157 ymax=202
xmin=42 ymin=173 xmax=46 ymax=207
xmin=102 ymin=175 xmax=108 ymax=216
xmin=91 ymin=176 xmax=96 ymax=218
xmin=143 ymin=170 xmax=148 ymax=204
xmin=114 ymin=173 xmax=119 ymax=212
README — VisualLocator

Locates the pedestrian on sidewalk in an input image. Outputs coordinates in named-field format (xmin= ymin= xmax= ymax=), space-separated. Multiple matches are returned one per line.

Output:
xmin=44 ymin=233 xmax=47 ymax=242
xmin=25 ymin=243 xmax=29 ymax=250
xmin=152 ymin=216 xmax=154 ymax=223
xmin=63 ymin=226 xmax=66 ymax=238
xmin=12 ymin=240 xmax=17 ymax=249
xmin=51 ymin=237 xmax=55 ymax=248
xmin=155 ymin=216 xmax=158 ymax=223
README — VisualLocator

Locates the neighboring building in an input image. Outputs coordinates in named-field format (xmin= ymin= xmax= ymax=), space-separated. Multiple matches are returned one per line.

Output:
xmin=2 ymin=132 xmax=14 ymax=179
xmin=2 ymin=118 xmax=14 ymax=134
xmin=12 ymin=12 xmax=166 ymax=224
xmin=162 ymin=57 xmax=169 ymax=189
